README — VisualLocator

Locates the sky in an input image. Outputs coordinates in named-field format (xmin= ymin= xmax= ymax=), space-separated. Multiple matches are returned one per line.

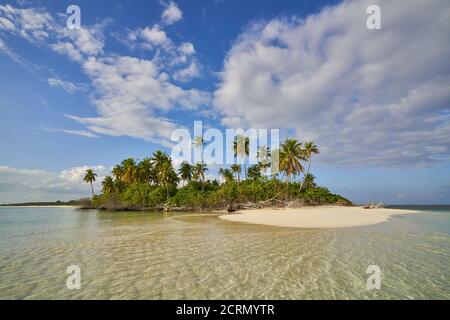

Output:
xmin=0 ymin=0 xmax=449 ymax=204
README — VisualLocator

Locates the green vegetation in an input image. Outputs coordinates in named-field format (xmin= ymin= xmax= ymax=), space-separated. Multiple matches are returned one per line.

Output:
xmin=88 ymin=138 xmax=352 ymax=211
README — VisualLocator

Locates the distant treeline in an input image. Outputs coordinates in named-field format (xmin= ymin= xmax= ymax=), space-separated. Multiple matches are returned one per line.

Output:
xmin=0 ymin=199 xmax=90 ymax=207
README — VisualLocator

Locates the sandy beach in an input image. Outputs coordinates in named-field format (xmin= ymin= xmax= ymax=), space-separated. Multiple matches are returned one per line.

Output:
xmin=219 ymin=206 xmax=418 ymax=229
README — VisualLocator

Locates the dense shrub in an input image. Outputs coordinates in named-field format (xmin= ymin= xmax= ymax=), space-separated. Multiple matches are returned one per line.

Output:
xmin=120 ymin=183 xmax=156 ymax=206
xmin=93 ymin=180 xmax=351 ymax=211
xmin=169 ymin=185 xmax=224 ymax=209
xmin=299 ymin=187 xmax=351 ymax=206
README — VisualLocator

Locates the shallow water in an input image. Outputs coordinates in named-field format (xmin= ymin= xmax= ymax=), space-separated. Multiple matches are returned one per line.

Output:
xmin=0 ymin=206 xmax=449 ymax=299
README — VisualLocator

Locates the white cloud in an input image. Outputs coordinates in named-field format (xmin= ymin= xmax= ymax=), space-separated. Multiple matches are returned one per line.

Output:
xmin=70 ymin=27 xmax=104 ymax=56
xmin=0 ymin=4 xmax=53 ymax=41
xmin=130 ymin=24 xmax=170 ymax=49
xmin=50 ymin=24 xmax=105 ymax=61
xmin=161 ymin=1 xmax=182 ymax=25
xmin=58 ymin=129 xmax=99 ymax=138
xmin=178 ymin=42 xmax=195 ymax=55
xmin=44 ymin=127 xmax=99 ymax=138
xmin=65 ymin=55 xmax=210 ymax=145
xmin=0 ymin=165 xmax=107 ymax=203
xmin=59 ymin=165 xmax=107 ymax=183
xmin=0 ymin=4 xmax=105 ymax=59
xmin=142 ymin=25 xmax=168 ymax=45
xmin=214 ymin=0 xmax=450 ymax=167
xmin=51 ymin=42 xmax=83 ymax=61
xmin=47 ymin=78 xmax=83 ymax=93
xmin=173 ymin=60 xmax=200 ymax=82
xmin=0 ymin=16 xmax=15 ymax=30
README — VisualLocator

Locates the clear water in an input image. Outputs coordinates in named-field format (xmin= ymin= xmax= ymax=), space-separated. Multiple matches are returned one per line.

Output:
xmin=0 ymin=206 xmax=449 ymax=299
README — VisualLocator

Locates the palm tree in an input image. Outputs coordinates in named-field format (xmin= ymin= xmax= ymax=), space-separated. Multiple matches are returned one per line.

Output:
xmin=230 ymin=164 xmax=242 ymax=184
xmin=257 ymin=161 xmax=270 ymax=177
xmin=300 ymin=141 xmax=319 ymax=191
xmin=151 ymin=151 xmax=170 ymax=186
xmin=301 ymin=173 xmax=317 ymax=190
xmin=279 ymin=138 xmax=304 ymax=198
xmin=233 ymin=135 xmax=249 ymax=178
xmin=269 ymin=147 xmax=280 ymax=179
xmin=193 ymin=136 xmax=206 ymax=163
xmin=102 ymin=176 xmax=115 ymax=194
xmin=257 ymin=146 xmax=271 ymax=165
xmin=257 ymin=146 xmax=271 ymax=176
xmin=152 ymin=150 xmax=170 ymax=163
xmin=218 ymin=168 xmax=234 ymax=184
xmin=114 ymin=178 xmax=126 ymax=193
xmin=83 ymin=169 xmax=97 ymax=198
xmin=158 ymin=160 xmax=177 ymax=199
xmin=247 ymin=164 xmax=262 ymax=181
xmin=137 ymin=157 xmax=153 ymax=184
xmin=121 ymin=158 xmax=137 ymax=184
xmin=112 ymin=164 xmax=124 ymax=181
xmin=178 ymin=161 xmax=193 ymax=185
xmin=193 ymin=162 xmax=208 ymax=192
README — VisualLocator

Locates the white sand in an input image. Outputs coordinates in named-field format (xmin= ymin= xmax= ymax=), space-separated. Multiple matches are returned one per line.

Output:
xmin=219 ymin=206 xmax=418 ymax=229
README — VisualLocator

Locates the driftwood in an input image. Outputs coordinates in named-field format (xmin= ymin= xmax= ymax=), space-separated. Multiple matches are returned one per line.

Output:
xmin=233 ymin=193 xmax=290 ymax=210
xmin=256 ymin=193 xmax=283 ymax=208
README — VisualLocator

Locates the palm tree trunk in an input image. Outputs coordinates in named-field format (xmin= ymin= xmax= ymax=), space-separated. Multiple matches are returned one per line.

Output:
xmin=285 ymin=175 xmax=289 ymax=200
xmin=90 ymin=182 xmax=94 ymax=198
xmin=300 ymin=158 xmax=312 ymax=192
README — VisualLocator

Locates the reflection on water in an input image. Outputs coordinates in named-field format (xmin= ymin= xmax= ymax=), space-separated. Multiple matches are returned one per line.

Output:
xmin=0 ymin=207 xmax=449 ymax=299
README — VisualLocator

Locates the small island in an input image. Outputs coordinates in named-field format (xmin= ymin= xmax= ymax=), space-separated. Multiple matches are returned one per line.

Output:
xmin=82 ymin=137 xmax=352 ymax=214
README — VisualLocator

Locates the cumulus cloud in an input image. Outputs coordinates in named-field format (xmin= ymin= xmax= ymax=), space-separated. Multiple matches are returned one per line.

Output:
xmin=173 ymin=60 xmax=200 ymax=82
xmin=214 ymin=0 xmax=450 ymax=167
xmin=161 ymin=1 xmax=182 ymax=25
xmin=129 ymin=24 xmax=170 ymax=49
xmin=0 ymin=165 xmax=107 ymax=203
xmin=66 ymin=55 xmax=210 ymax=145
xmin=178 ymin=42 xmax=195 ymax=55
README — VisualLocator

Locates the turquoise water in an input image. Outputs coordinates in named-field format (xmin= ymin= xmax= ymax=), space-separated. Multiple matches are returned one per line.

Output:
xmin=0 ymin=206 xmax=449 ymax=299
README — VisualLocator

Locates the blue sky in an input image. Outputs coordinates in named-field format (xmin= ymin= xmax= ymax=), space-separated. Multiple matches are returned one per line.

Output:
xmin=0 ymin=0 xmax=449 ymax=204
